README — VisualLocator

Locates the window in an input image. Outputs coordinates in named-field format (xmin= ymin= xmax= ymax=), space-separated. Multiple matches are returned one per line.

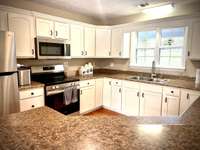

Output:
xmin=130 ymin=27 xmax=187 ymax=69
xmin=136 ymin=31 xmax=156 ymax=66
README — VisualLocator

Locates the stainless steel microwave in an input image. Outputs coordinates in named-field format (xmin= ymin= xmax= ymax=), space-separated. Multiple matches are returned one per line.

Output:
xmin=36 ymin=37 xmax=71 ymax=59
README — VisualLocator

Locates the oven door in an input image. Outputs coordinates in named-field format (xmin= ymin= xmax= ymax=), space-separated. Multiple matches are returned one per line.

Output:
xmin=45 ymin=87 xmax=80 ymax=115
xmin=36 ymin=38 xmax=71 ymax=59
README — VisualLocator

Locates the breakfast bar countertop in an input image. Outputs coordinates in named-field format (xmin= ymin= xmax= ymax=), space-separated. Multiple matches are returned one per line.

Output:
xmin=0 ymin=97 xmax=200 ymax=150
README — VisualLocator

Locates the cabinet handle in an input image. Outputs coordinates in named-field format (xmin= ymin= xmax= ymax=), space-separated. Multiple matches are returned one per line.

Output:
xmin=81 ymin=51 xmax=84 ymax=55
xmin=109 ymin=81 xmax=111 ymax=85
xmin=187 ymin=93 xmax=190 ymax=100
xmin=50 ymin=30 xmax=53 ymax=36
xmin=80 ymin=90 xmax=82 ymax=95
xmin=85 ymin=51 xmax=87 ymax=56
xmin=109 ymin=51 xmax=111 ymax=56
xmin=142 ymin=93 xmax=144 ymax=98
xmin=32 ymin=105 xmax=35 ymax=108
xmin=119 ymin=88 xmax=121 ymax=93
xmin=137 ymin=92 xmax=140 ymax=97
xmin=55 ymin=31 xmax=58 ymax=36
xmin=31 ymin=92 xmax=34 ymax=96
xmin=119 ymin=51 xmax=121 ymax=56
xmin=32 ymin=49 xmax=34 ymax=55
xmin=165 ymin=97 xmax=168 ymax=103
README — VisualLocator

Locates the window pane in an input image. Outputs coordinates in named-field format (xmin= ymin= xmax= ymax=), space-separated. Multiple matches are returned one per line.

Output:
xmin=160 ymin=49 xmax=170 ymax=56
xmin=137 ymin=48 xmax=145 ymax=56
xmin=161 ymin=27 xmax=185 ymax=47
xmin=171 ymin=48 xmax=182 ymax=57
xmin=138 ymin=31 xmax=156 ymax=48
xmin=146 ymin=49 xmax=154 ymax=56
xmin=170 ymin=57 xmax=182 ymax=67
xmin=160 ymin=56 xmax=170 ymax=66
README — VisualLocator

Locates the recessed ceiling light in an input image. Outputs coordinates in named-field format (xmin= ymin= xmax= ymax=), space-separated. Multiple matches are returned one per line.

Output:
xmin=142 ymin=4 xmax=175 ymax=15
xmin=137 ymin=2 xmax=149 ymax=8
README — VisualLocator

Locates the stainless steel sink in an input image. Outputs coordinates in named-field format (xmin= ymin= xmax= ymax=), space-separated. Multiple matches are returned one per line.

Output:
xmin=128 ymin=76 xmax=168 ymax=83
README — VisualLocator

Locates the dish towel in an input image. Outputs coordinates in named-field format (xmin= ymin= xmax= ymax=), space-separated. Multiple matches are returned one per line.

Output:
xmin=63 ymin=86 xmax=73 ymax=105
xmin=72 ymin=86 xmax=78 ymax=103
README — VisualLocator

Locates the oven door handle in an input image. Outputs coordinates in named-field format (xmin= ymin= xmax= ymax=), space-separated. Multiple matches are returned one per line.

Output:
xmin=46 ymin=86 xmax=80 ymax=96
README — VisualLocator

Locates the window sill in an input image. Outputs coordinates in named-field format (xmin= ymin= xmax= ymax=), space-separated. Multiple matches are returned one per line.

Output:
xmin=129 ymin=64 xmax=186 ymax=72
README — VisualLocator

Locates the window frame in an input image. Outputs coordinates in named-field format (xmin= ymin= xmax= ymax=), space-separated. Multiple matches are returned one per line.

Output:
xmin=130 ymin=26 xmax=188 ymax=70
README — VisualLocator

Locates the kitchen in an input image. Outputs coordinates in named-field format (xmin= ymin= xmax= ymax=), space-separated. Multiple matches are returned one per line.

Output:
xmin=0 ymin=0 xmax=200 ymax=149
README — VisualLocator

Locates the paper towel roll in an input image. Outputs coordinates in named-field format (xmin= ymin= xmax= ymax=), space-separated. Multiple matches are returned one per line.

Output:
xmin=195 ymin=69 xmax=200 ymax=84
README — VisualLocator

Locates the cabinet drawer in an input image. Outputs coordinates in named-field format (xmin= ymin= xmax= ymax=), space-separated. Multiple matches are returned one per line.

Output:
xmin=112 ymin=79 xmax=122 ymax=86
xmin=163 ymin=87 xmax=180 ymax=97
xmin=123 ymin=80 xmax=140 ymax=89
xmin=19 ymin=96 xmax=44 ymax=112
xmin=79 ymin=79 xmax=95 ymax=88
xmin=19 ymin=88 xmax=44 ymax=99
xmin=140 ymin=83 xmax=162 ymax=93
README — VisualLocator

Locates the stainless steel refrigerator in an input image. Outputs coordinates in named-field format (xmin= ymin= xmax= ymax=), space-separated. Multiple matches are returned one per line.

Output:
xmin=0 ymin=31 xmax=19 ymax=116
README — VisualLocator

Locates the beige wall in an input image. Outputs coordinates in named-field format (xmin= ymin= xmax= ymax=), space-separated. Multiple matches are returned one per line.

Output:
xmin=0 ymin=0 xmax=100 ymax=24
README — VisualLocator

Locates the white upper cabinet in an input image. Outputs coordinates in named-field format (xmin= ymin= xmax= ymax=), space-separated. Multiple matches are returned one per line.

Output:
xmin=111 ymin=28 xmax=130 ymax=58
xmin=36 ymin=18 xmax=69 ymax=39
xmin=190 ymin=20 xmax=200 ymax=60
xmin=8 ymin=12 xmax=35 ymax=58
xmin=54 ymin=22 xmax=69 ymax=40
xmin=0 ymin=10 xmax=8 ymax=31
xmin=36 ymin=18 xmax=54 ymax=38
xmin=84 ymin=27 xmax=95 ymax=57
xmin=111 ymin=28 xmax=123 ymax=57
xmin=70 ymin=24 xmax=84 ymax=57
xmin=96 ymin=28 xmax=111 ymax=57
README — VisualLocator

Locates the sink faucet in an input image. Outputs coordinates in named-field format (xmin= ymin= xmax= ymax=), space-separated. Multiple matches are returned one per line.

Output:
xmin=151 ymin=60 xmax=156 ymax=78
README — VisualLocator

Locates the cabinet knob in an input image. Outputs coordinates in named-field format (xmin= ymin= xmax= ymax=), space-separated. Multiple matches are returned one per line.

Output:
xmin=32 ymin=49 xmax=34 ymax=55
xmin=165 ymin=97 xmax=168 ymax=103
xmin=32 ymin=105 xmax=35 ymax=108
xmin=87 ymin=82 xmax=90 ymax=85
xmin=187 ymin=93 xmax=190 ymax=100
xmin=171 ymin=91 xmax=174 ymax=94
xmin=31 ymin=92 xmax=34 ymax=95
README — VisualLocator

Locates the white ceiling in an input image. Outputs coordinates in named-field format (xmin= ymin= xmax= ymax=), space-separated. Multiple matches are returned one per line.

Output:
xmin=26 ymin=0 xmax=198 ymax=20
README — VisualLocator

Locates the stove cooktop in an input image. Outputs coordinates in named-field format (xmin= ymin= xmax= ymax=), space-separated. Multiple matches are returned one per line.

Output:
xmin=31 ymin=72 xmax=79 ymax=85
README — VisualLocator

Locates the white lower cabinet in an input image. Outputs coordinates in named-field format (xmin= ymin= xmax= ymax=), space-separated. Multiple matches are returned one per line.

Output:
xmin=162 ymin=87 xmax=180 ymax=116
xmin=103 ymin=78 xmax=112 ymax=108
xmin=80 ymin=80 xmax=96 ymax=114
xmin=180 ymin=89 xmax=200 ymax=115
xmin=122 ymin=81 xmax=140 ymax=116
xmin=95 ymin=78 xmax=103 ymax=108
xmin=140 ymin=91 xmax=162 ymax=116
xmin=19 ymin=87 xmax=44 ymax=112
xmin=111 ymin=85 xmax=122 ymax=113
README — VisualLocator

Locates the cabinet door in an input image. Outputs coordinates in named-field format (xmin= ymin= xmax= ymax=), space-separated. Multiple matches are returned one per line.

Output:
xmin=36 ymin=18 xmax=54 ymax=38
xmin=122 ymin=87 xmax=140 ymax=116
xmin=111 ymin=28 xmax=122 ymax=57
xmin=162 ymin=96 xmax=180 ymax=116
xmin=190 ymin=20 xmax=200 ymax=60
xmin=111 ymin=86 xmax=122 ymax=112
xmin=8 ymin=13 xmax=35 ymax=58
xmin=19 ymin=96 xmax=44 ymax=112
xmin=95 ymin=78 xmax=103 ymax=108
xmin=0 ymin=11 xmax=8 ymax=31
xmin=71 ymin=24 xmax=84 ymax=57
xmin=180 ymin=89 xmax=200 ymax=115
xmin=54 ymin=22 xmax=69 ymax=40
xmin=84 ymin=27 xmax=95 ymax=57
xmin=80 ymin=86 xmax=95 ymax=113
xmin=103 ymin=78 xmax=112 ymax=108
xmin=96 ymin=28 xmax=111 ymax=57
xmin=140 ymin=91 xmax=162 ymax=116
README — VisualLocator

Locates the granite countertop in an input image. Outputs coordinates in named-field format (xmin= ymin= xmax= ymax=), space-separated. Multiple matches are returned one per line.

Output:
xmin=0 ymin=97 xmax=200 ymax=149
xmin=18 ymin=81 xmax=44 ymax=91
xmin=78 ymin=73 xmax=200 ymax=91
